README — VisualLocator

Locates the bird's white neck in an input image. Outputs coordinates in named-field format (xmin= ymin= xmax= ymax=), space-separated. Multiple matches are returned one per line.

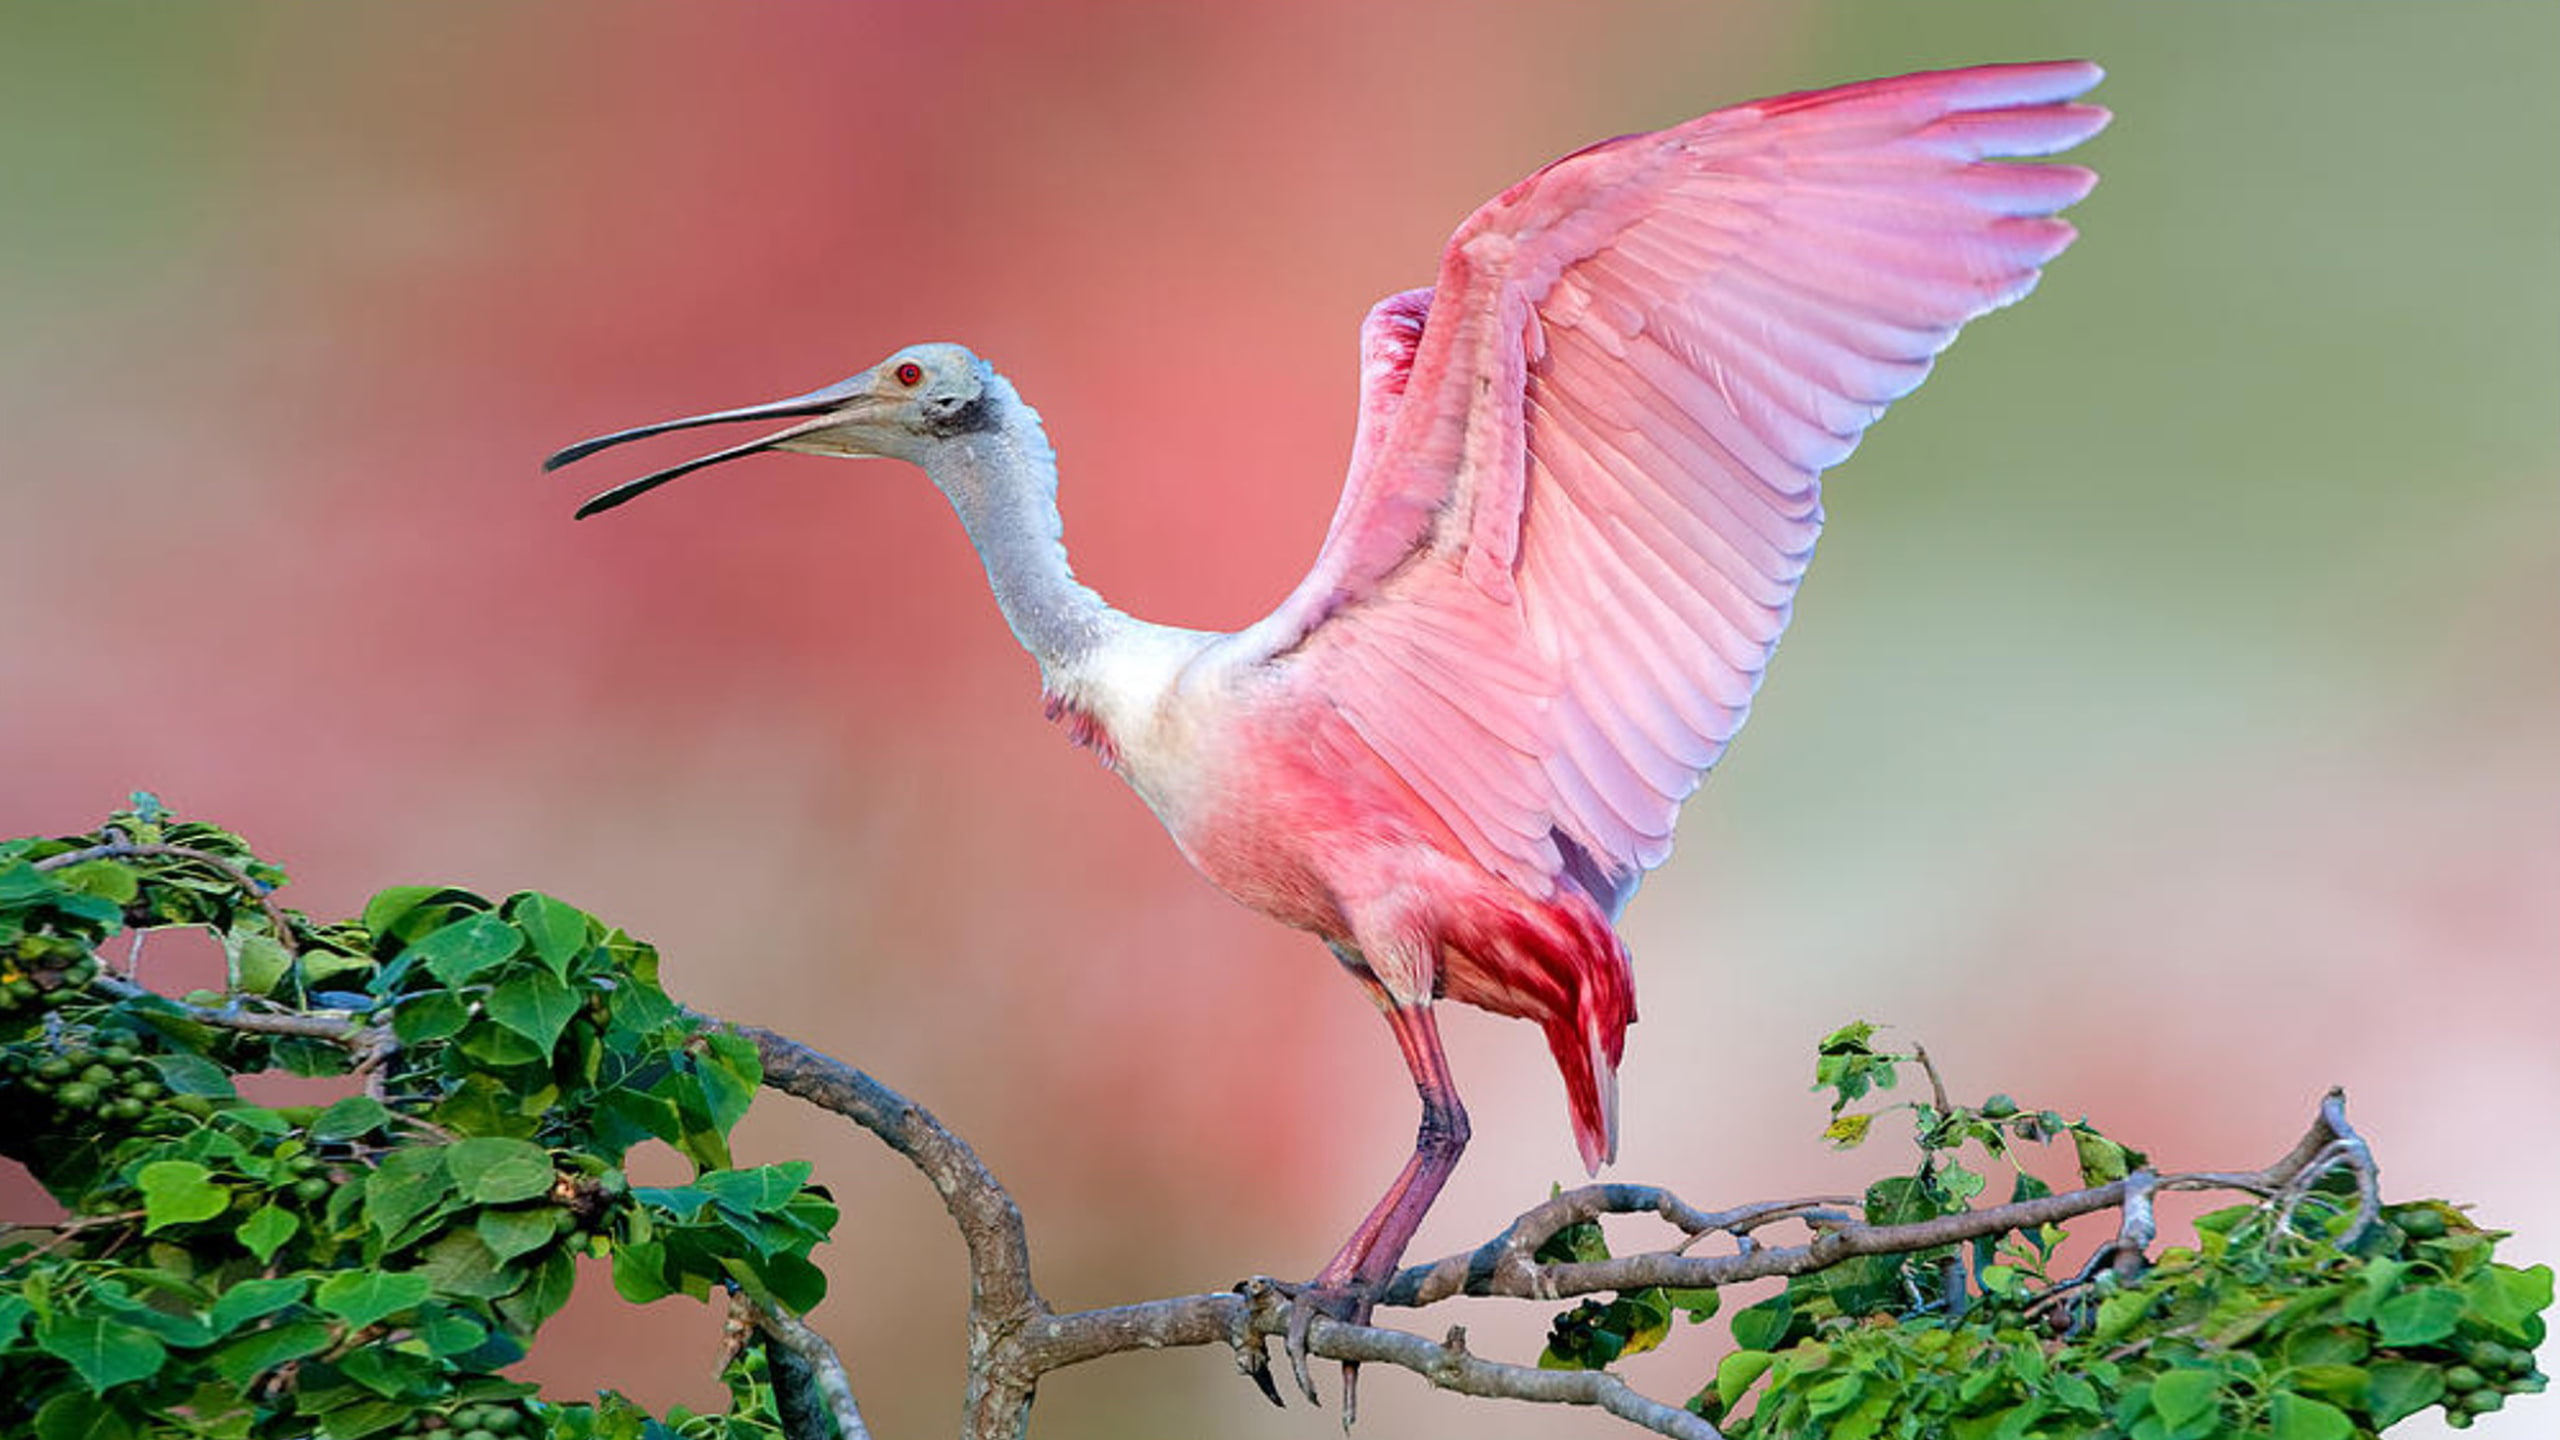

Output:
xmin=920 ymin=383 xmax=1127 ymax=685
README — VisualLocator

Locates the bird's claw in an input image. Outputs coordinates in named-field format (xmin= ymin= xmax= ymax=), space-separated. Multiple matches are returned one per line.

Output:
xmin=1271 ymin=1277 xmax=1371 ymax=1426
xmin=1227 ymin=1279 xmax=1285 ymax=1407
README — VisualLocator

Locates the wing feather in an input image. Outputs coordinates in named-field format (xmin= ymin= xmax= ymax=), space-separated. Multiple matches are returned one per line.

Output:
xmin=1223 ymin=61 xmax=2109 ymax=908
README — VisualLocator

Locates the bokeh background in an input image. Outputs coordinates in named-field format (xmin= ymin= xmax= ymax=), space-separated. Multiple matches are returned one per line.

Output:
xmin=5 ymin=4 xmax=2554 ymax=1436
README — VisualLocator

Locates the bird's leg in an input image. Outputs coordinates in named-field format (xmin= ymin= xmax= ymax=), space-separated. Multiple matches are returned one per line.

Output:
xmin=1284 ymin=993 xmax=1470 ymax=1423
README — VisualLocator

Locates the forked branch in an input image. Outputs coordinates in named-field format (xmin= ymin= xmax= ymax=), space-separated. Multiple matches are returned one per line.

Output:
xmin=728 ymin=1023 xmax=2375 ymax=1440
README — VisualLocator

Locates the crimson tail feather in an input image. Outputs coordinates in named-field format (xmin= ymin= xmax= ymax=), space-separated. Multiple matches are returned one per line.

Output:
xmin=1439 ymin=888 xmax=1635 ymax=1172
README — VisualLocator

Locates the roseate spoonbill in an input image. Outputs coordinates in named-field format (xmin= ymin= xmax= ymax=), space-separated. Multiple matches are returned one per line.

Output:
xmin=549 ymin=59 xmax=2107 ymax=1403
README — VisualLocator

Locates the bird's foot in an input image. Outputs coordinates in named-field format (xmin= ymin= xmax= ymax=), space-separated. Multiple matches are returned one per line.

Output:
xmin=1276 ymin=1275 xmax=1376 ymax=1427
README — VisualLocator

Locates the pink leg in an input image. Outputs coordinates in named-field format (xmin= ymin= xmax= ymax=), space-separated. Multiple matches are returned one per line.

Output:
xmin=1314 ymin=996 xmax=1471 ymax=1290
xmin=1285 ymin=986 xmax=1470 ymax=1418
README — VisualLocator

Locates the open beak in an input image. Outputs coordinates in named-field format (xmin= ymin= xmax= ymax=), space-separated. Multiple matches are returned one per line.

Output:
xmin=543 ymin=374 xmax=872 ymax=519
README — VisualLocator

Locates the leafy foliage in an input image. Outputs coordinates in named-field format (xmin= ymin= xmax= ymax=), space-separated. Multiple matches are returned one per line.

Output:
xmin=1 ymin=798 xmax=836 ymax=1439
xmin=8 ymin=803 xmax=2549 ymax=1439
xmin=1542 ymin=1023 xmax=2551 ymax=1438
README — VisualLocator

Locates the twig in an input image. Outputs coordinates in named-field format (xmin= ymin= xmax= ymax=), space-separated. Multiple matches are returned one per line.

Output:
xmin=1 ymin=1208 xmax=150 ymax=1268
xmin=35 ymin=839 xmax=301 ymax=962
xmin=89 ymin=973 xmax=391 ymax=1056
xmin=1912 ymin=1041 xmax=1954 ymax=1116
xmin=1317 ymin=1321 xmax=1724 ymax=1440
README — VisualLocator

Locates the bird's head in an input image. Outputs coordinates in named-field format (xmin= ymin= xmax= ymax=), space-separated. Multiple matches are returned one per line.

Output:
xmin=545 ymin=342 xmax=998 ymax=518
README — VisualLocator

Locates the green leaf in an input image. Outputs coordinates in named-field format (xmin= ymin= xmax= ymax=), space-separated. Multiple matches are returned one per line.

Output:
xmin=2094 ymin=1289 xmax=2151 ymax=1342
xmin=1817 ymin=1020 xmax=1878 ymax=1054
xmin=336 ymin=1342 xmax=433 ymax=1399
xmin=697 ymin=1030 xmax=763 ymax=1134
xmin=51 ymin=860 xmax=140 ymax=904
xmin=2364 ymin=1360 xmax=2447 ymax=1426
xmin=0 ymin=858 xmax=54 ymax=903
xmin=2147 ymin=1368 xmax=2222 ymax=1429
xmin=509 ymin=892 xmax=594 ymax=979
xmin=596 ymin=1086 xmax=683 ymax=1150
xmin=364 ymin=1147 xmax=454 ymax=1245
xmin=36 ymin=1312 xmax=167 ymax=1393
xmin=313 ymin=1270 xmax=433 ymax=1329
xmin=2281 ymin=1324 xmax=2370 ymax=1368
xmin=612 ymin=1239 xmax=673 ymax=1303
xmin=137 ymin=1159 xmax=230 ymax=1233
xmin=33 ymin=1390 xmax=135 ymax=1440
xmin=499 ymin=1250 xmax=578 ymax=1331
xmin=209 ymin=1318 xmax=331 ymax=1389
xmin=318 ymin=1398 xmax=412 ymax=1439
xmin=410 ymin=912 xmax=523 ymax=986
xmin=208 ymin=1277 xmax=310 ymax=1337
xmin=476 ymin=1204 xmax=563 ymax=1263
xmin=736 ymin=1249 xmax=828 ymax=1313
xmin=239 ymin=1203 xmax=301 ymax=1264
xmin=1716 ymin=1347 xmax=1777 ymax=1408
xmin=700 ymin=1160 xmax=813 ymax=1220
xmin=228 ymin=931 xmax=294 ymax=995
xmin=1534 ymin=1216 xmax=1609 ymax=1266
xmin=608 ymin=970 xmax=679 ymax=1032
xmin=2073 ymin=1128 xmax=2137 ymax=1186
xmin=98 ymin=1299 xmax=213 ymax=1349
xmin=2267 ymin=1392 xmax=2353 ymax=1440
xmin=1864 ymin=1174 xmax=1945 ymax=1227
xmin=1823 ymin=1113 xmax=1873 ymax=1148
xmin=0 ymin=1293 xmax=31 ymax=1345
xmin=418 ymin=1228 xmax=518 ymax=1300
xmin=1936 ymin=1161 xmax=1987 ymax=1205
xmin=446 ymin=1137 xmax=556 ymax=1204
xmin=390 ymin=989 xmax=470 ymax=1044
xmin=1804 ymin=1371 xmax=1867 ymax=1418
xmin=456 ymin=1021 xmax=549 ymax=1068
xmin=1730 ymin=1295 xmax=1796 ymax=1352
xmin=298 ymin=945 xmax=376 ymax=987
xmin=312 ymin=1094 xmax=394 ymax=1142
xmin=418 ymin=1305 xmax=489 ymax=1358
xmin=146 ymin=1051 xmax=237 ymax=1098
xmin=2344 ymin=1257 xmax=2412 ymax=1322
xmin=1664 ymin=1285 xmax=1719 ymax=1320
xmin=432 ymin=1072 xmax=540 ymax=1140
xmin=362 ymin=885 xmax=484 ymax=945
xmin=635 ymin=1184 xmax=714 ymax=1223
xmin=487 ymin=970 xmax=581 ymax=1054
xmin=2374 ymin=1286 xmax=2464 ymax=1346
xmin=2465 ymin=1261 xmax=2554 ymax=1344
xmin=2285 ymin=1364 xmax=2368 ymax=1405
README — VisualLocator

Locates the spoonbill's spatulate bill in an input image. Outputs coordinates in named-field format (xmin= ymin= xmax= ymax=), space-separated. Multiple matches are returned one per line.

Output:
xmin=549 ymin=58 xmax=2108 ymax=1399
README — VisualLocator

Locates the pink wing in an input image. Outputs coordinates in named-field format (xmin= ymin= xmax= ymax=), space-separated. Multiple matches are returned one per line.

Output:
xmin=1225 ymin=61 xmax=2110 ymax=912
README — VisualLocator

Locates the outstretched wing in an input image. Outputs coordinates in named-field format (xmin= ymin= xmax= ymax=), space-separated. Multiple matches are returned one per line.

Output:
xmin=1222 ymin=61 xmax=2110 ymax=912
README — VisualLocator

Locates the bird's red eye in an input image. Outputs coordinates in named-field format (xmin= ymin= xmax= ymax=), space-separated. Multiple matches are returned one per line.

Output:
xmin=894 ymin=361 xmax=925 ymax=386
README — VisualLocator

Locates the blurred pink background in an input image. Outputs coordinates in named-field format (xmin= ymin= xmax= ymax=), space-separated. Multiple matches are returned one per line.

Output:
xmin=4 ymin=5 xmax=2554 ymax=1436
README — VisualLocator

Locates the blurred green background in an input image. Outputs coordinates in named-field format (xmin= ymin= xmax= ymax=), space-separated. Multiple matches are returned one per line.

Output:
xmin=4 ymin=4 xmax=2553 ymax=1436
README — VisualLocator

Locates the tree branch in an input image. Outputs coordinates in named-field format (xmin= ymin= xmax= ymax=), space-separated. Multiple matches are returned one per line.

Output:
xmin=726 ymin=1024 xmax=1048 ymax=1440
xmin=730 ymin=1019 xmax=2374 ymax=1440
xmin=753 ymin=1296 xmax=875 ymax=1440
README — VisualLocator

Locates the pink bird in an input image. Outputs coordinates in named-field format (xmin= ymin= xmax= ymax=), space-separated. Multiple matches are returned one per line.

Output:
xmin=549 ymin=59 xmax=2106 ymax=1402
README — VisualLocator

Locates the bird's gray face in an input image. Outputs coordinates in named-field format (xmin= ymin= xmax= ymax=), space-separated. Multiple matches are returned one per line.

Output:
xmin=545 ymin=342 xmax=992 ymax=518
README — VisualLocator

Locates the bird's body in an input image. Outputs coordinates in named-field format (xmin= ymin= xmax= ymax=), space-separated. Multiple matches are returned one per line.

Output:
xmin=549 ymin=60 xmax=2110 ymax=1375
